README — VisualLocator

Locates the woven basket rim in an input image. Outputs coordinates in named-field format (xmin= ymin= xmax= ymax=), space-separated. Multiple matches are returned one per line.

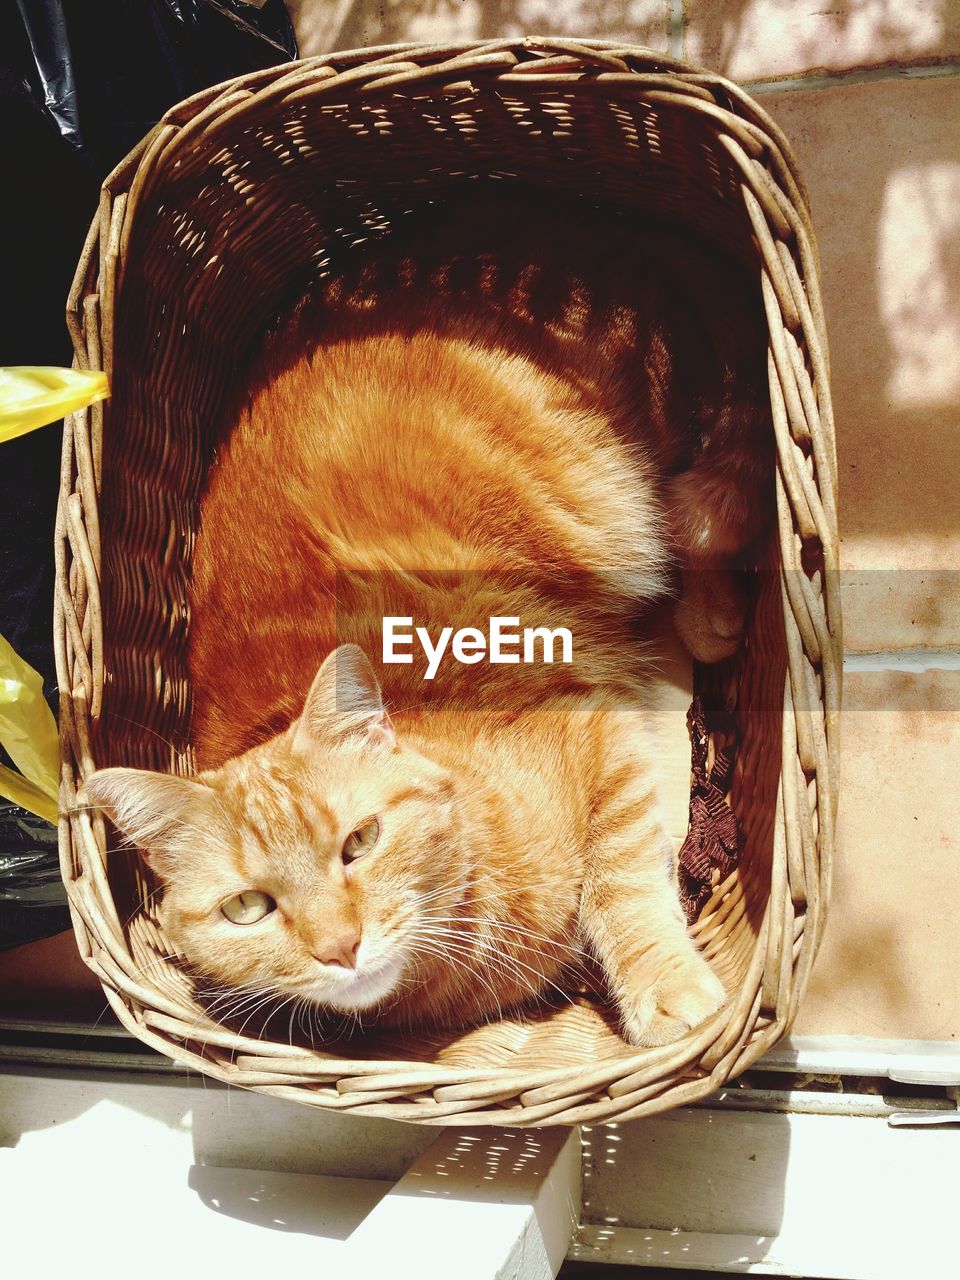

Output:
xmin=56 ymin=38 xmax=841 ymax=1126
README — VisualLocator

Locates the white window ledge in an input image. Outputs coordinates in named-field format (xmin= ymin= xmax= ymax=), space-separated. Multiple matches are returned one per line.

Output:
xmin=2 ymin=1057 xmax=957 ymax=1280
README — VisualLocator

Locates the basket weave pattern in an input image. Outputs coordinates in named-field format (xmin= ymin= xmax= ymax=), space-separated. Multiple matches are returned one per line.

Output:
xmin=56 ymin=38 xmax=840 ymax=1126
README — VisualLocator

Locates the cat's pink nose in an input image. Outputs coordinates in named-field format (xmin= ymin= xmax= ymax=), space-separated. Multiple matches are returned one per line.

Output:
xmin=314 ymin=931 xmax=360 ymax=969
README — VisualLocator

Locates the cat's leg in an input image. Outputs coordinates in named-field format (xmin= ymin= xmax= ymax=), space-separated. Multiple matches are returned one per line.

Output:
xmin=580 ymin=715 xmax=725 ymax=1045
xmin=666 ymin=437 xmax=771 ymax=663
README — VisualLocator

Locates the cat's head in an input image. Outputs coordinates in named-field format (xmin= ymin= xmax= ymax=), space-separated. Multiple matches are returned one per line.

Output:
xmin=85 ymin=645 xmax=462 ymax=1015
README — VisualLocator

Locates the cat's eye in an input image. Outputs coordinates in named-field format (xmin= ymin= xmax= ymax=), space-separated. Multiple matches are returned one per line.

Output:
xmin=221 ymin=890 xmax=275 ymax=925
xmin=342 ymin=817 xmax=380 ymax=864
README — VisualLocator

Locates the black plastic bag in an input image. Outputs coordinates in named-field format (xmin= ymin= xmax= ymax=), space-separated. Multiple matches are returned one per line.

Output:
xmin=0 ymin=0 xmax=296 ymax=950
xmin=14 ymin=1 xmax=296 ymax=177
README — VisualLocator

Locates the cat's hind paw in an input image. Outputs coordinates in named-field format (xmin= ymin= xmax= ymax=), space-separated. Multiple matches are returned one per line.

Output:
xmin=618 ymin=954 xmax=725 ymax=1047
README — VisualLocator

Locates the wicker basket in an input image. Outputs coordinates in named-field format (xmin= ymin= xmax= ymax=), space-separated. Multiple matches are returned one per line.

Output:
xmin=56 ymin=38 xmax=840 ymax=1126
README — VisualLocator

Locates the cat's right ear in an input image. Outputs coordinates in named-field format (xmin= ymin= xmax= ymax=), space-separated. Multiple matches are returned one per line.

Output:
xmin=294 ymin=644 xmax=396 ymax=752
xmin=84 ymin=768 xmax=214 ymax=875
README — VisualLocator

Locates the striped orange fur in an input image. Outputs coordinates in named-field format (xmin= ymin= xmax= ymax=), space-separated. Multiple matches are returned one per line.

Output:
xmin=87 ymin=191 xmax=771 ymax=1044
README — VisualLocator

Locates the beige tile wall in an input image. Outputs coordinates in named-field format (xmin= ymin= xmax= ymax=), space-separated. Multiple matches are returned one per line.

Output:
xmin=685 ymin=0 xmax=960 ymax=81
xmin=797 ymin=672 xmax=960 ymax=1041
xmin=761 ymin=77 xmax=960 ymax=656
xmin=286 ymin=0 xmax=674 ymax=55
xmin=731 ymin=31 xmax=960 ymax=1044
xmin=283 ymin=2 xmax=960 ymax=1045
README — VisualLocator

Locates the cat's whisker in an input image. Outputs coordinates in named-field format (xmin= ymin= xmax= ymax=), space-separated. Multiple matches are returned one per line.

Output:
xmin=99 ymin=711 xmax=183 ymax=755
xmin=419 ymin=912 xmax=591 ymax=963
xmin=415 ymin=936 xmax=537 ymax=1008
xmin=412 ymin=870 xmax=517 ymax=911
xmin=234 ymin=990 xmax=285 ymax=1043
xmin=297 ymin=997 xmax=319 ymax=1051
xmin=416 ymin=866 xmax=544 ymax=907
xmin=406 ymin=935 xmax=505 ymax=1022
xmin=274 ymin=992 xmax=301 ymax=1046
xmin=413 ymin=924 xmax=576 ymax=1011
xmin=182 ymin=1001 xmax=254 ymax=1055
xmin=204 ymin=993 xmax=267 ymax=1031
xmin=196 ymin=981 xmax=280 ymax=1031
xmin=417 ymin=881 xmax=588 ymax=938
xmin=408 ymin=924 xmax=552 ymax=1019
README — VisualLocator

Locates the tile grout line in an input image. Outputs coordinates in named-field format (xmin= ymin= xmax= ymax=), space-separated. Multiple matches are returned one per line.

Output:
xmin=844 ymin=648 xmax=960 ymax=673
xmin=668 ymin=0 xmax=685 ymax=61
xmin=746 ymin=57 xmax=960 ymax=96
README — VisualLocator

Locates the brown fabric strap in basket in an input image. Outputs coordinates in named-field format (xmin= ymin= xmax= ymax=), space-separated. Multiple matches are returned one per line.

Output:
xmin=679 ymin=692 xmax=742 ymax=922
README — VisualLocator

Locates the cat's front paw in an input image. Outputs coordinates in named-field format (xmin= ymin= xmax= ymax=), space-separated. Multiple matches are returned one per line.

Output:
xmin=618 ymin=953 xmax=725 ymax=1047
xmin=674 ymin=567 xmax=747 ymax=663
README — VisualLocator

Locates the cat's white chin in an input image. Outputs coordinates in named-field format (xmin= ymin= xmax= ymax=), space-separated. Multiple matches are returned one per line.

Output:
xmin=291 ymin=952 xmax=406 ymax=1012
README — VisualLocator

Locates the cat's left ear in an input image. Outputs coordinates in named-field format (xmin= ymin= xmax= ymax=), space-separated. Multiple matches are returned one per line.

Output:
xmin=294 ymin=644 xmax=396 ymax=751
xmin=83 ymin=767 xmax=216 ymax=877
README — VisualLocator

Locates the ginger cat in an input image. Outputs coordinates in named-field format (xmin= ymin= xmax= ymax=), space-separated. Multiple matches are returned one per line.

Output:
xmin=87 ymin=191 xmax=772 ymax=1045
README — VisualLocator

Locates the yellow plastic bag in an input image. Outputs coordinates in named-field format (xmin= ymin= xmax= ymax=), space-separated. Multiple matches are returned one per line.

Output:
xmin=0 ymin=365 xmax=109 ymax=444
xmin=0 ymin=365 xmax=108 ymax=821
xmin=0 ymin=633 xmax=60 ymax=825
